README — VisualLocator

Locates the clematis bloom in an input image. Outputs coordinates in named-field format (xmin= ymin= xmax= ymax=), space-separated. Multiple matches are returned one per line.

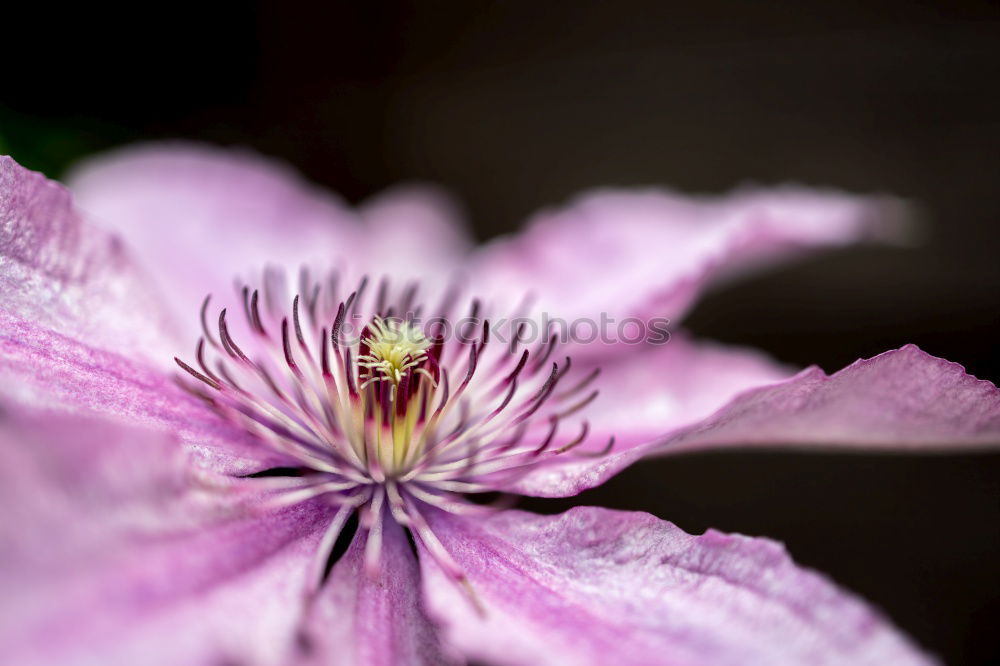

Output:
xmin=1 ymin=145 xmax=999 ymax=666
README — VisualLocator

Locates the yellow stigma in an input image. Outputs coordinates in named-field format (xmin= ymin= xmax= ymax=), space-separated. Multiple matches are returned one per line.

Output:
xmin=357 ymin=317 xmax=432 ymax=387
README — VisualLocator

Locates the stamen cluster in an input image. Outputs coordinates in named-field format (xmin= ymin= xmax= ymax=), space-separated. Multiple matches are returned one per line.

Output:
xmin=176 ymin=270 xmax=611 ymax=586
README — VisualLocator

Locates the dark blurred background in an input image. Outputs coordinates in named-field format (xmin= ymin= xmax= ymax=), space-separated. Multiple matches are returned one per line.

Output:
xmin=3 ymin=1 xmax=999 ymax=663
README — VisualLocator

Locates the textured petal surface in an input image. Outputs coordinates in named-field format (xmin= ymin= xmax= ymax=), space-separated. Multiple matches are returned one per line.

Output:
xmin=420 ymin=506 xmax=937 ymax=666
xmin=68 ymin=144 xmax=472 ymax=334
xmin=0 ymin=409 xmax=333 ymax=666
xmin=474 ymin=187 xmax=909 ymax=325
xmin=0 ymin=307 xmax=291 ymax=474
xmin=300 ymin=521 xmax=454 ymax=666
xmin=513 ymin=345 xmax=1000 ymax=497
xmin=0 ymin=155 xmax=177 ymax=359
xmin=659 ymin=343 xmax=1000 ymax=453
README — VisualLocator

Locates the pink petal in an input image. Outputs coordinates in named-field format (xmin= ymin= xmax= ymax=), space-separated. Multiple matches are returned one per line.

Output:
xmin=0 ymin=155 xmax=178 ymax=359
xmin=582 ymin=333 xmax=794 ymax=447
xmin=513 ymin=345 xmax=1000 ymax=497
xmin=474 ymin=186 xmax=910 ymax=325
xmin=359 ymin=183 xmax=473 ymax=280
xmin=300 ymin=519 xmax=454 ymax=665
xmin=420 ymin=506 xmax=936 ymax=666
xmin=67 ymin=142 xmax=364 ymax=335
xmin=68 ymin=144 xmax=472 ymax=334
xmin=659 ymin=344 xmax=1000 ymax=452
xmin=508 ymin=333 xmax=794 ymax=496
xmin=0 ymin=410 xmax=333 ymax=666
xmin=0 ymin=307 xmax=291 ymax=474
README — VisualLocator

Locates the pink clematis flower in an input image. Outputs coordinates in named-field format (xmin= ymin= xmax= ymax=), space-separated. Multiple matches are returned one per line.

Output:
xmin=1 ymin=143 xmax=999 ymax=666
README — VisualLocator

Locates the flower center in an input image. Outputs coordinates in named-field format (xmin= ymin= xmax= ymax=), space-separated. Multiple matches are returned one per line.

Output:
xmin=175 ymin=271 xmax=612 ymax=589
xmin=358 ymin=317 xmax=431 ymax=388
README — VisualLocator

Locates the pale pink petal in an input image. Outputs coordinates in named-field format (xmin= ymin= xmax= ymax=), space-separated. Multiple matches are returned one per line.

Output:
xmin=0 ymin=155 xmax=178 ymax=359
xmin=300 ymin=520 xmax=454 ymax=665
xmin=2 ymin=151 xmax=312 ymax=472
xmin=513 ymin=345 xmax=1000 ymax=497
xmin=67 ymin=145 xmax=475 ymax=337
xmin=0 ymin=308 xmax=291 ymax=474
xmin=508 ymin=334 xmax=794 ymax=496
xmin=583 ymin=333 xmax=794 ymax=448
xmin=474 ymin=186 xmax=910 ymax=325
xmin=66 ymin=142 xmax=365 ymax=334
xmin=657 ymin=344 xmax=1000 ymax=453
xmin=359 ymin=183 xmax=473 ymax=281
xmin=0 ymin=410 xmax=333 ymax=666
xmin=420 ymin=506 xmax=936 ymax=666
